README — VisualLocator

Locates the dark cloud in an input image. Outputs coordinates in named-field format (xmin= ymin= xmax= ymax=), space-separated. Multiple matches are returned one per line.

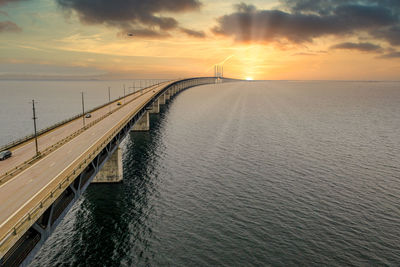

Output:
xmin=282 ymin=0 xmax=400 ymax=15
xmin=0 ymin=20 xmax=21 ymax=32
xmin=372 ymin=26 xmax=400 ymax=46
xmin=180 ymin=27 xmax=205 ymax=38
xmin=212 ymin=1 xmax=400 ymax=46
xmin=56 ymin=0 xmax=201 ymax=37
xmin=379 ymin=51 xmax=400 ymax=58
xmin=331 ymin=42 xmax=382 ymax=52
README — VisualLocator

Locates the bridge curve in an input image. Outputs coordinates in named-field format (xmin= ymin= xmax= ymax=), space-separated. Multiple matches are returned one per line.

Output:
xmin=0 ymin=77 xmax=232 ymax=266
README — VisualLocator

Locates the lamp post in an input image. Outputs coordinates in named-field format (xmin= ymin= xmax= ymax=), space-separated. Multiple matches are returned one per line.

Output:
xmin=81 ymin=92 xmax=85 ymax=128
xmin=108 ymin=87 xmax=111 ymax=113
xmin=31 ymin=100 xmax=39 ymax=157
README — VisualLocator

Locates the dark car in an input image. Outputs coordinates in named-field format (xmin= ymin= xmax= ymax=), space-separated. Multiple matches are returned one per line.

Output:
xmin=85 ymin=113 xmax=92 ymax=118
xmin=0 ymin=150 xmax=12 ymax=160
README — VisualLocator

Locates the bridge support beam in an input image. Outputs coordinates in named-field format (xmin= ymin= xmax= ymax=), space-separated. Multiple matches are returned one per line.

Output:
xmin=92 ymin=146 xmax=123 ymax=183
xmin=132 ymin=111 xmax=150 ymax=131
xmin=149 ymin=99 xmax=160 ymax=114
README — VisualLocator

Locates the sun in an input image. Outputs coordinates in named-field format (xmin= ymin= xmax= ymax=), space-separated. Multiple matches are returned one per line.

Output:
xmin=245 ymin=77 xmax=253 ymax=81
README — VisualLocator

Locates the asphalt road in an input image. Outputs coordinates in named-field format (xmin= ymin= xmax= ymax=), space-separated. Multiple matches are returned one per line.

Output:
xmin=0 ymin=80 xmax=175 ymax=242
xmin=0 ymin=82 xmax=167 ymax=177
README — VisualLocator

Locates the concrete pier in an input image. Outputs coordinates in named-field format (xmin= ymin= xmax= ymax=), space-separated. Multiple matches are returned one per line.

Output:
xmin=165 ymin=90 xmax=171 ymax=101
xmin=132 ymin=111 xmax=150 ymax=131
xmin=92 ymin=147 xmax=123 ymax=183
xmin=158 ymin=93 xmax=166 ymax=105
xmin=149 ymin=99 xmax=160 ymax=114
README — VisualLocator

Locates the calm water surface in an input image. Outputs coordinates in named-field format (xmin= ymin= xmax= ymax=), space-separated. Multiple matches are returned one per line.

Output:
xmin=3 ymin=80 xmax=400 ymax=266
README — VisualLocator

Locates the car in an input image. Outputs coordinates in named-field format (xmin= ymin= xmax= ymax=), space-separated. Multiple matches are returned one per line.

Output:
xmin=117 ymin=102 xmax=122 ymax=106
xmin=0 ymin=150 xmax=12 ymax=160
xmin=85 ymin=113 xmax=92 ymax=118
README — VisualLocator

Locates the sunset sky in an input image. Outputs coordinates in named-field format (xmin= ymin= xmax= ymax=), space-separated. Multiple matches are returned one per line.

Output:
xmin=1 ymin=0 xmax=400 ymax=80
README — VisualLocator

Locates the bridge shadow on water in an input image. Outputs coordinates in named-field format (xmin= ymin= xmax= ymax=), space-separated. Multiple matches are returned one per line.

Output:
xmin=33 ymin=103 xmax=174 ymax=267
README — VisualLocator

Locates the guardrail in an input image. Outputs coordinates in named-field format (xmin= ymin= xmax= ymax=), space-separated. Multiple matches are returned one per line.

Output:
xmin=0 ymin=82 xmax=167 ymax=152
xmin=0 ymin=82 xmax=170 ymax=184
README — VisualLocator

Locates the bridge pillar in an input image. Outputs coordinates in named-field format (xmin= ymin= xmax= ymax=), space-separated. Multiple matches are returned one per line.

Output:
xmin=165 ymin=90 xmax=170 ymax=101
xmin=132 ymin=111 xmax=150 ymax=131
xmin=92 ymin=146 xmax=123 ymax=183
xmin=158 ymin=93 xmax=166 ymax=105
xmin=149 ymin=99 xmax=160 ymax=114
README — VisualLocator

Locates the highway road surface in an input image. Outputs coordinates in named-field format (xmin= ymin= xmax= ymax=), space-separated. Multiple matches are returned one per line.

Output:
xmin=0 ymin=80 xmax=175 ymax=242
xmin=0 ymin=82 xmax=168 ymax=180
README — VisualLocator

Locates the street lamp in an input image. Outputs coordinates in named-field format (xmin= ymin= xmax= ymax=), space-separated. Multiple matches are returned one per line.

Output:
xmin=81 ymin=92 xmax=85 ymax=128
xmin=31 ymin=99 xmax=39 ymax=157
xmin=108 ymin=87 xmax=111 ymax=113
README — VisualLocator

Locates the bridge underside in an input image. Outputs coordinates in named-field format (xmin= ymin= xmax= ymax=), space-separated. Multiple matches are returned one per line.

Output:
xmin=0 ymin=77 xmax=223 ymax=267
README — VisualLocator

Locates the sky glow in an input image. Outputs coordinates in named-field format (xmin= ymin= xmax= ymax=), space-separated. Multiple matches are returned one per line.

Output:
xmin=0 ymin=0 xmax=399 ymax=80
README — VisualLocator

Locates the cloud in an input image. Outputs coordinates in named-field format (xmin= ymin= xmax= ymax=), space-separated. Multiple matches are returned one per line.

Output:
xmin=0 ymin=20 xmax=21 ymax=32
xmin=180 ymin=27 xmax=205 ymax=38
xmin=212 ymin=1 xmax=400 ymax=46
xmin=372 ymin=26 xmax=400 ymax=46
xmin=330 ymin=42 xmax=382 ymax=52
xmin=379 ymin=51 xmax=400 ymax=58
xmin=56 ymin=0 xmax=202 ymax=37
xmin=282 ymin=0 xmax=400 ymax=15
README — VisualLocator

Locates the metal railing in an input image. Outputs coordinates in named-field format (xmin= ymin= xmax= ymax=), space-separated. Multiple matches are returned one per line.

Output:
xmin=0 ymin=82 xmax=167 ymax=152
xmin=0 ymin=82 xmax=169 ymax=184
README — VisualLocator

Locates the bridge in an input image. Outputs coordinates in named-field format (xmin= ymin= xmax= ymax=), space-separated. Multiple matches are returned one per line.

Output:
xmin=0 ymin=77 xmax=233 ymax=266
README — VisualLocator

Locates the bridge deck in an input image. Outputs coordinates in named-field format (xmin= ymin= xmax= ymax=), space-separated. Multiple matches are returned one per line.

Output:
xmin=0 ymin=82 xmax=168 ymax=181
xmin=0 ymin=80 xmax=175 ymax=244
